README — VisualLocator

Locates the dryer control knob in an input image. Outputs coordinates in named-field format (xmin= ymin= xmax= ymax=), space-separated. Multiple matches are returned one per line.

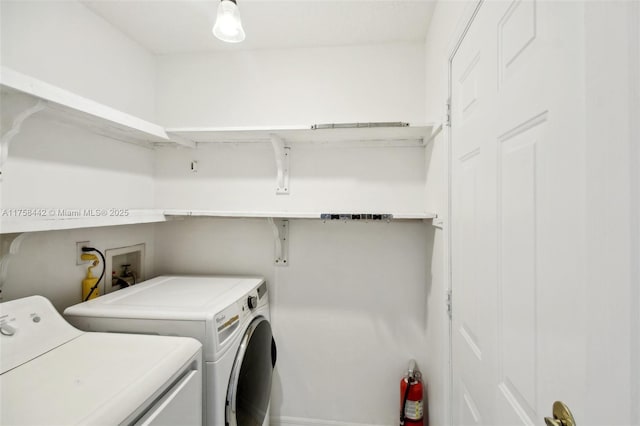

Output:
xmin=247 ymin=296 xmax=258 ymax=310
xmin=0 ymin=323 xmax=16 ymax=336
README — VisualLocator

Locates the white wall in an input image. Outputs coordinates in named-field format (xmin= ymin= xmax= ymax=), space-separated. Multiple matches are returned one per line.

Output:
xmin=1 ymin=4 xmax=442 ymax=424
xmin=0 ymin=1 xmax=159 ymax=314
xmin=156 ymin=43 xmax=425 ymax=128
xmin=152 ymin=39 xmax=434 ymax=425
xmin=0 ymin=0 xmax=157 ymax=121
xmin=2 ymin=115 xmax=156 ymax=210
xmin=154 ymin=142 xmax=426 ymax=214
xmin=154 ymin=217 xmax=432 ymax=425
xmin=0 ymin=0 xmax=158 ymax=242
xmin=422 ymin=2 xmax=477 ymax=426
xmin=1 ymin=223 xmax=156 ymax=313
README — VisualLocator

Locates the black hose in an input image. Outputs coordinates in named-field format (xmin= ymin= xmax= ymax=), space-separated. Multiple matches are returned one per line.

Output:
xmin=83 ymin=247 xmax=105 ymax=301
xmin=400 ymin=376 xmax=412 ymax=426
xmin=113 ymin=276 xmax=131 ymax=289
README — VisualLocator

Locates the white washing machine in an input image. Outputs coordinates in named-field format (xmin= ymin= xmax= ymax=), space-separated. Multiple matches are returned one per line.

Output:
xmin=1 ymin=295 xmax=203 ymax=426
xmin=64 ymin=275 xmax=276 ymax=426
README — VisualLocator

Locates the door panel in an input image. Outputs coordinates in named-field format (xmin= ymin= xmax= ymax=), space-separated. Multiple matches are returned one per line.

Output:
xmin=498 ymin=115 xmax=543 ymax=418
xmin=451 ymin=1 xmax=589 ymax=424
xmin=496 ymin=112 xmax=549 ymax=424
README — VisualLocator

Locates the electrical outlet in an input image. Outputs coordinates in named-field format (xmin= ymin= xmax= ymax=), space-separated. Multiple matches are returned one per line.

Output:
xmin=76 ymin=241 xmax=90 ymax=265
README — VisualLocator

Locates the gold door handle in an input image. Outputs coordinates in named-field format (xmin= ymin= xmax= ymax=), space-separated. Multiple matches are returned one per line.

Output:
xmin=544 ymin=401 xmax=576 ymax=426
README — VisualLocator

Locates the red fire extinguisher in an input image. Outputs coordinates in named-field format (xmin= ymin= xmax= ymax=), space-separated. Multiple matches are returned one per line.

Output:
xmin=400 ymin=360 xmax=424 ymax=426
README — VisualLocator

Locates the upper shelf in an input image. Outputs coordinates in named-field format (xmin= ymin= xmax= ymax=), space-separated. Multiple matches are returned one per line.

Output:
xmin=166 ymin=123 xmax=436 ymax=146
xmin=0 ymin=67 xmax=194 ymax=149
xmin=0 ymin=68 xmax=437 ymax=149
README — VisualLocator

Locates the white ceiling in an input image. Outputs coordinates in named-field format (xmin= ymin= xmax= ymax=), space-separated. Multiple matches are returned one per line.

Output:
xmin=81 ymin=1 xmax=437 ymax=55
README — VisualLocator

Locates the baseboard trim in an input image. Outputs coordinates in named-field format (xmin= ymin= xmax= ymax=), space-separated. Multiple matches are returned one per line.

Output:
xmin=271 ymin=416 xmax=390 ymax=426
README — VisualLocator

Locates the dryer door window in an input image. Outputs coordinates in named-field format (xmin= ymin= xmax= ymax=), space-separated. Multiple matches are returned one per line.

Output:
xmin=226 ymin=317 xmax=276 ymax=426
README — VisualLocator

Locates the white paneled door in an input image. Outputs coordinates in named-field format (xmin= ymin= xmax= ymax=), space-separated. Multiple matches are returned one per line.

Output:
xmin=451 ymin=1 xmax=635 ymax=425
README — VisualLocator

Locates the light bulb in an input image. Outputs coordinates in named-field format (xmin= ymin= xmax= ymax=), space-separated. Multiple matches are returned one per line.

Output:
xmin=213 ymin=0 xmax=245 ymax=43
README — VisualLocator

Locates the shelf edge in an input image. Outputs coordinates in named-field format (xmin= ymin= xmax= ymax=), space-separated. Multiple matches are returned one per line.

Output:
xmin=162 ymin=210 xmax=436 ymax=220
xmin=0 ymin=66 xmax=171 ymax=144
xmin=0 ymin=210 xmax=167 ymax=234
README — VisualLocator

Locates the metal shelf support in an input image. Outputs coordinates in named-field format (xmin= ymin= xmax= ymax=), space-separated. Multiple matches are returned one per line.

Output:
xmin=270 ymin=134 xmax=290 ymax=195
xmin=267 ymin=218 xmax=289 ymax=266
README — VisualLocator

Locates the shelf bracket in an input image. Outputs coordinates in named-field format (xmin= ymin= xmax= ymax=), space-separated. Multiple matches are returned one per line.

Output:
xmin=0 ymin=233 xmax=30 ymax=302
xmin=270 ymin=134 xmax=290 ymax=195
xmin=267 ymin=218 xmax=289 ymax=266
xmin=424 ymin=123 xmax=444 ymax=147
xmin=0 ymin=99 xmax=46 ymax=176
xmin=432 ymin=216 xmax=444 ymax=229
xmin=165 ymin=132 xmax=197 ymax=149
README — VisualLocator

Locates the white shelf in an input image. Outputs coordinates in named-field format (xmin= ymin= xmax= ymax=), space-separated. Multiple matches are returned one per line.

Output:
xmin=0 ymin=68 xmax=435 ymax=150
xmin=0 ymin=68 xmax=438 ymax=233
xmin=163 ymin=210 xmax=437 ymax=220
xmin=166 ymin=124 xmax=436 ymax=146
xmin=0 ymin=209 xmax=437 ymax=234
xmin=0 ymin=210 xmax=167 ymax=234
xmin=0 ymin=67 xmax=194 ymax=149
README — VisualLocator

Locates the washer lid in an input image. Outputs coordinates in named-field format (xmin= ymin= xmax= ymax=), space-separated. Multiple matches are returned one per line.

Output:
xmin=64 ymin=275 xmax=265 ymax=321
xmin=1 ymin=295 xmax=82 ymax=374
xmin=1 ymin=332 xmax=201 ymax=425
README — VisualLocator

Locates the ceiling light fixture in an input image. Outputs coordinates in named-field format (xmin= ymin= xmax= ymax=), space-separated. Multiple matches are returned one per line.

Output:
xmin=212 ymin=0 xmax=245 ymax=43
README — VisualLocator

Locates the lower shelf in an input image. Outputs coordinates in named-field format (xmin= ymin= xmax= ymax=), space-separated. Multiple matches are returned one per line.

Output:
xmin=162 ymin=210 xmax=437 ymax=221
xmin=0 ymin=209 xmax=437 ymax=234
xmin=0 ymin=210 xmax=167 ymax=234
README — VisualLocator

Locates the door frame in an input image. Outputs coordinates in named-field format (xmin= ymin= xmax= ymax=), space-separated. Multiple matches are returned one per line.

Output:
xmin=444 ymin=2 xmax=483 ymax=424
xmin=631 ymin=1 xmax=640 ymax=422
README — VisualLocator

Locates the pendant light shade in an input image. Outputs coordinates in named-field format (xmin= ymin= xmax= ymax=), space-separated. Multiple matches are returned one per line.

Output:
xmin=213 ymin=0 xmax=245 ymax=43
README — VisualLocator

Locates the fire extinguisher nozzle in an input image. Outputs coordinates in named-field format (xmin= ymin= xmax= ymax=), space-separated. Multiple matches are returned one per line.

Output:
xmin=408 ymin=359 xmax=417 ymax=378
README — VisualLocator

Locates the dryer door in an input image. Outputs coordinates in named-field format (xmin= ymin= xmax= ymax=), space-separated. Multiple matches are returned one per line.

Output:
xmin=226 ymin=316 xmax=276 ymax=426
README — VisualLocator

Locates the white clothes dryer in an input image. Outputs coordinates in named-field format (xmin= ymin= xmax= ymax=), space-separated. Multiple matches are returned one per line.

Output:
xmin=64 ymin=275 xmax=277 ymax=426
xmin=1 ymin=295 xmax=203 ymax=426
